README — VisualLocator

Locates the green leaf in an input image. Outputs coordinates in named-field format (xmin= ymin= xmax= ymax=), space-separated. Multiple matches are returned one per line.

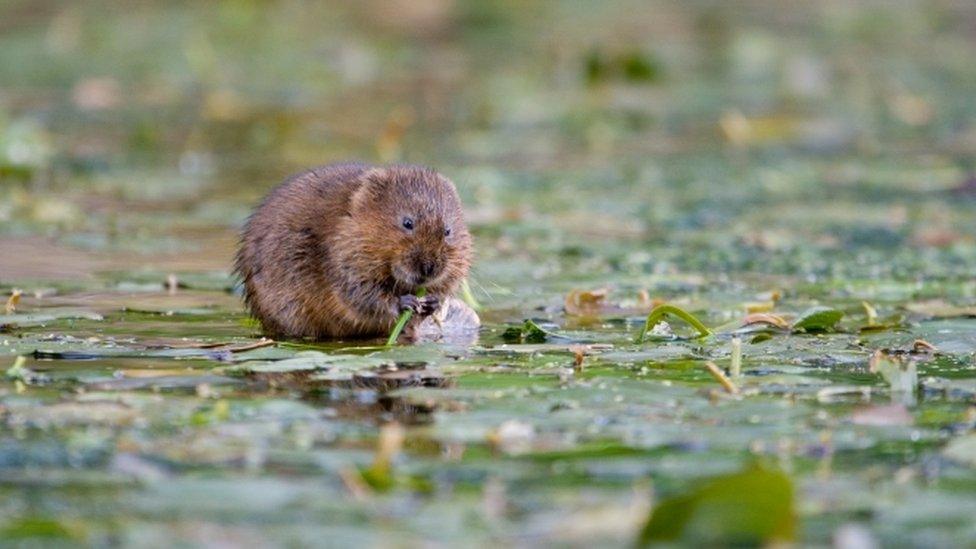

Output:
xmin=521 ymin=319 xmax=549 ymax=343
xmin=502 ymin=319 xmax=556 ymax=343
xmin=791 ymin=306 xmax=844 ymax=333
xmin=638 ymin=464 xmax=796 ymax=546
xmin=636 ymin=304 xmax=712 ymax=343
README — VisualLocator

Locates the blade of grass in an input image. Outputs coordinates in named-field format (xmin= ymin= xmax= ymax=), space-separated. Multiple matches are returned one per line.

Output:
xmin=636 ymin=303 xmax=712 ymax=343
xmin=386 ymin=287 xmax=427 ymax=346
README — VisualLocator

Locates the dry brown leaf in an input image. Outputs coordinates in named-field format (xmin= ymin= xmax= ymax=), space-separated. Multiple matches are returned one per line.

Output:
xmin=564 ymin=288 xmax=609 ymax=316
xmin=741 ymin=312 xmax=790 ymax=330
xmin=912 ymin=339 xmax=938 ymax=354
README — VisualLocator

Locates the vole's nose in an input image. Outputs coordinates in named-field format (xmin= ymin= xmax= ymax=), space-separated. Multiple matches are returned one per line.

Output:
xmin=419 ymin=260 xmax=436 ymax=280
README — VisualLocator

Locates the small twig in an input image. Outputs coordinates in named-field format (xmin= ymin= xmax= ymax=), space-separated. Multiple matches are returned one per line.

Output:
xmin=193 ymin=341 xmax=232 ymax=349
xmin=705 ymin=361 xmax=739 ymax=394
xmin=228 ymin=338 xmax=276 ymax=353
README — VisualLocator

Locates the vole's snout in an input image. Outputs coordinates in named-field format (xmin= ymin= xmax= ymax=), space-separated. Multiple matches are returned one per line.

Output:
xmin=415 ymin=257 xmax=442 ymax=284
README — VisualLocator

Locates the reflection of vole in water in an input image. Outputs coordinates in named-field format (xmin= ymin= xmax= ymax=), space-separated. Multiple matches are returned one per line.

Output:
xmin=235 ymin=162 xmax=479 ymax=341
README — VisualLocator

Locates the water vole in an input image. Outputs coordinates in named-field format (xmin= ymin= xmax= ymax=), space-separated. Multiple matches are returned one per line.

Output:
xmin=235 ymin=162 xmax=478 ymax=340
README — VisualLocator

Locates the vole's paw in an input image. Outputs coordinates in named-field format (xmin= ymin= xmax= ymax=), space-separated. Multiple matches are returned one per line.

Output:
xmin=398 ymin=294 xmax=440 ymax=316
xmin=417 ymin=295 xmax=440 ymax=316
xmin=398 ymin=294 xmax=421 ymax=314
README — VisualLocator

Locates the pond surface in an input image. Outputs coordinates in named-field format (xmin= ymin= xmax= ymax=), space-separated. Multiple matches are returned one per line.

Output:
xmin=2 ymin=1 xmax=976 ymax=546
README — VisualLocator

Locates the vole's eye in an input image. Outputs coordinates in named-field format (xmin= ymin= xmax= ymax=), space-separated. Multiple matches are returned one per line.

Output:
xmin=444 ymin=227 xmax=452 ymax=237
xmin=401 ymin=217 xmax=414 ymax=231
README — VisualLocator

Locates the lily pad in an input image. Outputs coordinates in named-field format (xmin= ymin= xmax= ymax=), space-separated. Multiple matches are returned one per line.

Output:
xmin=221 ymin=352 xmax=388 ymax=376
xmin=792 ymin=306 xmax=844 ymax=333
xmin=0 ymin=310 xmax=103 ymax=330
xmin=638 ymin=464 xmax=796 ymax=546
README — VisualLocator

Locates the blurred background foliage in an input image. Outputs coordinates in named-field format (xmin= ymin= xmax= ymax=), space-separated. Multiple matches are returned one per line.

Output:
xmin=2 ymin=0 xmax=975 ymax=287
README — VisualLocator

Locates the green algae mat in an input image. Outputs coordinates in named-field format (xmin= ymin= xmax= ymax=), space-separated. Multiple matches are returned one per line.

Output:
xmin=2 ymin=1 xmax=976 ymax=546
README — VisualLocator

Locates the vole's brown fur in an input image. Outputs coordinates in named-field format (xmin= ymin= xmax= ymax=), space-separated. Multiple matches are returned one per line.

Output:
xmin=235 ymin=162 xmax=475 ymax=339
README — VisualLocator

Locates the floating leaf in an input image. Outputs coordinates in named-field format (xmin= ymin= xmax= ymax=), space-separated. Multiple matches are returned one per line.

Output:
xmin=791 ymin=306 xmax=843 ymax=333
xmin=638 ymin=464 xmax=796 ymax=546
xmin=502 ymin=319 xmax=561 ymax=343
xmin=521 ymin=319 xmax=549 ymax=343
xmin=222 ymin=352 xmax=386 ymax=377
xmin=0 ymin=310 xmax=103 ymax=330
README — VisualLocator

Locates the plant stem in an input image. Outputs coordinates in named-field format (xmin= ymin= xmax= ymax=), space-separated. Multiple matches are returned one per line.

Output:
xmin=386 ymin=287 xmax=427 ymax=345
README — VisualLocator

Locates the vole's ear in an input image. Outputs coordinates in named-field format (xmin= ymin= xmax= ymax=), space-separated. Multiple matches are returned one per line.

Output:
xmin=361 ymin=167 xmax=390 ymax=190
xmin=350 ymin=167 xmax=390 ymax=213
